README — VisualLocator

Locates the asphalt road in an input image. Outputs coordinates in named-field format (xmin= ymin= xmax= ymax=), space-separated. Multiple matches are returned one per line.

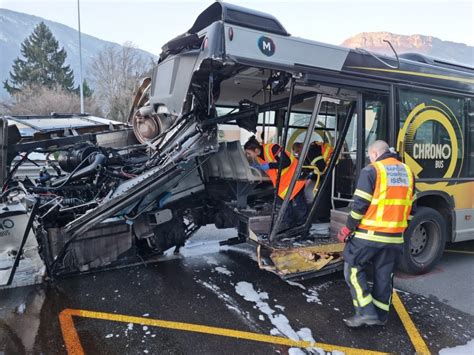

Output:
xmin=0 ymin=226 xmax=473 ymax=354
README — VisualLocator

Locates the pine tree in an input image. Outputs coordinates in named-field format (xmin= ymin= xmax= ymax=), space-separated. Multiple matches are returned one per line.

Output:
xmin=3 ymin=22 xmax=75 ymax=94
xmin=74 ymin=79 xmax=94 ymax=98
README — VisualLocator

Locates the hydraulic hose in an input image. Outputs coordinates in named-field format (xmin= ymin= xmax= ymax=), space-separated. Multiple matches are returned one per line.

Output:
xmin=50 ymin=153 xmax=106 ymax=187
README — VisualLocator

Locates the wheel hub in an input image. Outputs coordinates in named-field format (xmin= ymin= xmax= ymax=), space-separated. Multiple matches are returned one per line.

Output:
xmin=410 ymin=224 xmax=428 ymax=256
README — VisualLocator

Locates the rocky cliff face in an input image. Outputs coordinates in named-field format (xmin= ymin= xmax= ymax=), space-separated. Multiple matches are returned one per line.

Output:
xmin=342 ymin=32 xmax=473 ymax=66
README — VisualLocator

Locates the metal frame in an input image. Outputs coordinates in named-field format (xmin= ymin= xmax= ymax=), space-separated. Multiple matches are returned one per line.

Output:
xmin=5 ymin=201 xmax=39 ymax=286
xmin=269 ymin=93 xmax=323 ymax=240
xmin=269 ymin=78 xmax=296 ymax=235
xmin=356 ymin=93 xmax=365 ymax=173
xmin=302 ymin=102 xmax=356 ymax=233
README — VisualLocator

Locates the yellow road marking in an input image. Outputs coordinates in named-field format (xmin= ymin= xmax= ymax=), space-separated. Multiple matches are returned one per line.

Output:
xmin=392 ymin=292 xmax=430 ymax=354
xmin=444 ymin=249 xmax=474 ymax=255
xmin=59 ymin=310 xmax=85 ymax=355
xmin=59 ymin=291 xmax=430 ymax=354
xmin=59 ymin=308 xmax=387 ymax=355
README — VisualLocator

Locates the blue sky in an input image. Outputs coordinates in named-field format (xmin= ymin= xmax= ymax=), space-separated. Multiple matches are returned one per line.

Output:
xmin=1 ymin=0 xmax=473 ymax=55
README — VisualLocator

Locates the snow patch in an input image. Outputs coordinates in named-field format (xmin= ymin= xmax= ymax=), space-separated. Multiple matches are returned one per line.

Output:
xmin=439 ymin=339 xmax=474 ymax=355
xmin=17 ymin=303 xmax=26 ymax=314
xmin=203 ymin=255 xmax=219 ymax=265
xmin=215 ymin=266 xmax=232 ymax=276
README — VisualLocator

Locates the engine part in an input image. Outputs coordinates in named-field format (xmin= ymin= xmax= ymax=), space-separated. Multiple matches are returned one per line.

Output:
xmin=131 ymin=111 xmax=172 ymax=143
xmin=45 ymin=219 xmax=132 ymax=274
xmin=58 ymin=146 xmax=101 ymax=172
xmin=51 ymin=153 xmax=106 ymax=187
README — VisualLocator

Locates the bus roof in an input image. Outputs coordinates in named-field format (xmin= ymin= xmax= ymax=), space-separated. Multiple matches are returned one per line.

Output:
xmin=159 ymin=2 xmax=473 ymax=95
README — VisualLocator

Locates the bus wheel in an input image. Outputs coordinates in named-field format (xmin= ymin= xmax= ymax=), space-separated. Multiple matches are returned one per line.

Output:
xmin=398 ymin=206 xmax=447 ymax=275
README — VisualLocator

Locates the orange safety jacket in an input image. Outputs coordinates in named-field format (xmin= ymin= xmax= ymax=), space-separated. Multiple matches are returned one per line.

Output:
xmin=257 ymin=143 xmax=306 ymax=201
xmin=318 ymin=142 xmax=333 ymax=165
xmin=308 ymin=142 xmax=333 ymax=172
xmin=353 ymin=157 xmax=415 ymax=244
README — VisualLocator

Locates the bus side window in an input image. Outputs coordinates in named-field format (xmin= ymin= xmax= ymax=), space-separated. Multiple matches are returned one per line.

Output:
xmin=468 ymin=99 xmax=474 ymax=177
xmin=364 ymin=95 xmax=388 ymax=164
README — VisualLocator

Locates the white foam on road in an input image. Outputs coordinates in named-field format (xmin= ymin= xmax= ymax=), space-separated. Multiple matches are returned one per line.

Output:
xmin=439 ymin=339 xmax=474 ymax=354
xmin=196 ymin=279 xmax=254 ymax=324
xmin=214 ymin=266 xmax=233 ymax=276
xmin=285 ymin=280 xmax=306 ymax=290
xmin=303 ymin=288 xmax=321 ymax=304
xmin=235 ymin=281 xmax=325 ymax=354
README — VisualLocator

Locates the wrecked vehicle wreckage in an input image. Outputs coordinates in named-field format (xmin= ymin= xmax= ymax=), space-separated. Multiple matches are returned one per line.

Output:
xmin=5 ymin=1 xmax=462 ymax=288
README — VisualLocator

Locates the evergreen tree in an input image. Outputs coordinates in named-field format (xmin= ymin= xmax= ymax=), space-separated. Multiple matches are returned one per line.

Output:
xmin=3 ymin=22 xmax=75 ymax=94
xmin=74 ymin=79 xmax=94 ymax=98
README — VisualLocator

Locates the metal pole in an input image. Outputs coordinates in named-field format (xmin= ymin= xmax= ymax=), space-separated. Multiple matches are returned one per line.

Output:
xmin=269 ymin=94 xmax=322 ymax=241
xmin=0 ymin=118 xmax=8 ymax=187
xmin=77 ymin=0 xmax=84 ymax=114
xmin=303 ymin=102 xmax=356 ymax=232
xmin=268 ymin=78 xmax=296 ymax=236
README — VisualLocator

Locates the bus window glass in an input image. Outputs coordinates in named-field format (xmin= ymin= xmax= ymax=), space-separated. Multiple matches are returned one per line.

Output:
xmin=364 ymin=96 xmax=388 ymax=164
xmin=468 ymin=99 xmax=474 ymax=177
xmin=335 ymin=106 xmax=358 ymax=198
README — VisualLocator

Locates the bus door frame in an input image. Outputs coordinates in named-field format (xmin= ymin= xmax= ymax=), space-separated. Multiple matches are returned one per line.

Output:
xmin=270 ymin=74 xmax=394 ymax=240
xmin=268 ymin=91 xmax=356 ymax=241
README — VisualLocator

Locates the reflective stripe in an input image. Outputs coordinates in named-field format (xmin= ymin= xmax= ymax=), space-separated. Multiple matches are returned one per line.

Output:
xmin=370 ymin=198 xmax=413 ymax=206
xmin=353 ymin=299 xmax=359 ymax=307
xmin=402 ymin=164 xmax=414 ymax=223
xmin=322 ymin=145 xmax=331 ymax=163
xmin=354 ymin=231 xmax=404 ymax=244
xmin=265 ymin=144 xmax=291 ymax=180
xmin=263 ymin=144 xmax=274 ymax=162
xmin=350 ymin=210 xmax=364 ymax=220
xmin=354 ymin=189 xmax=373 ymax=202
xmin=375 ymin=162 xmax=387 ymax=222
xmin=358 ymin=219 xmax=407 ymax=228
xmin=373 ymin=298 xmax=390 ymax=311
xmin=350 ymin=268 xmax=373 ymax=307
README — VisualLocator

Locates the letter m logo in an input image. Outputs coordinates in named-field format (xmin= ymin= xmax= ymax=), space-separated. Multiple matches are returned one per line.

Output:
xmin=258 ymin=36 xmax=276 ymax=56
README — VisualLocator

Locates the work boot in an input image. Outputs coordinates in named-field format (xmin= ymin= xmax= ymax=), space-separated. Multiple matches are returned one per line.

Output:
xmin=343 ymin=314 xmax=385 ymax=328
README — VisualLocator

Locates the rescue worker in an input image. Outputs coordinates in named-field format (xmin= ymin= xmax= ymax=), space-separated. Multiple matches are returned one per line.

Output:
xmin=292 ymin=140 xmax=333 ymax=175
xmin=337 ymin=140 xmax=415 ymax=327
xmin=292 ymin=140 xmax=334 ymax=221
xmin=244 ymin=136 xmax=308 ymax=228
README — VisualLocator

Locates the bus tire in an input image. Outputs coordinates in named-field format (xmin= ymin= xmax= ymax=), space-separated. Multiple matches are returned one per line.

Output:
xmin=398 ymin=206 xmax=447 ymax=275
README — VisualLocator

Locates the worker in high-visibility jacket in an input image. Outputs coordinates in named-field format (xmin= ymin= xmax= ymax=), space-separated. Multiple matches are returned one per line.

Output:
xmin=292 ymin=141 xmax=333 ymax=176
xmin=244 ymin=136 xmax=308 ymax=228
xmin=292 ymin=141 xmax=334 ymax=221
xmin=337 ymin=140 xmax=415 ymax=328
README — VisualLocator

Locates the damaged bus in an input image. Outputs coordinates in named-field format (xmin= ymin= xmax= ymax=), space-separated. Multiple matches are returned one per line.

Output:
xmin=1 ymin=2 xmax=473 ymax=287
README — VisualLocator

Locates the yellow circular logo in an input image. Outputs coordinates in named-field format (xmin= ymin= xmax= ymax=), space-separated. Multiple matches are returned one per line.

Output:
xmin=397 ymin=100 xmax=464 ymax=186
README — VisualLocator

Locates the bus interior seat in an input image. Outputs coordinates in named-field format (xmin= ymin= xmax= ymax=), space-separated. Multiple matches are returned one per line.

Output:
xmin=205 ymin=141 xmax=270 ymax=183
